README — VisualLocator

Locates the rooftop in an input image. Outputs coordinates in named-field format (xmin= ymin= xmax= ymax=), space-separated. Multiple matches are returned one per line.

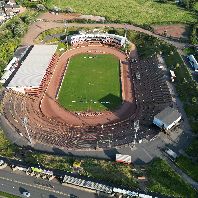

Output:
xmin=154 ymin=107 xmax=181 ymax=127
xmin=8 ymin=45 xmax=57 ymax=88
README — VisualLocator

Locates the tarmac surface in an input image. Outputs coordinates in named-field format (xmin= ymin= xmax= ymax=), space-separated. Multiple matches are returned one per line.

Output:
xmin=0 ymin=168 xmax=97 ymax=198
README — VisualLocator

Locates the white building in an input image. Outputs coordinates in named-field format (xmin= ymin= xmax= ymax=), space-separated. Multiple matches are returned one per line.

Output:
xmin=68 ymin=32 xmax=127 ymax=47
xmin=153 ymin=107 xmax=181 ymax=130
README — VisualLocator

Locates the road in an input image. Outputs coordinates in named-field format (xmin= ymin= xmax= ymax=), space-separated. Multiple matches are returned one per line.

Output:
xmin=22 ymin=21 xmax=191 ymax=51
xmin=0 ymin=168 xmax=97 ymax=198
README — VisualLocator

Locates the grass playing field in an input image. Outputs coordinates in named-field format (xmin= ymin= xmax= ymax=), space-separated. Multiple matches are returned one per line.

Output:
xmin=57 ymin=53 xmax=122 ymax=111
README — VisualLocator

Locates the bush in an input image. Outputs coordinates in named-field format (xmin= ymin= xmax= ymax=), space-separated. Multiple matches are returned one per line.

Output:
xmin=186 ymin=138 xmax=198 ymax=157
xmin=63 ymin=7 xmax=74 ymax=13
xmin=0 ymin=130 xmax=16 ymax=158
xmin=189 ymin=23 xmax=198 ymax=45
xmin=176 ymin=156 xmax=198 ymax=182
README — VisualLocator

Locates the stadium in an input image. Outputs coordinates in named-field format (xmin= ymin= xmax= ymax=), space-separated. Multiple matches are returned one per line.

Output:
xmin=1 ymin=31 xmax=173 ymax=150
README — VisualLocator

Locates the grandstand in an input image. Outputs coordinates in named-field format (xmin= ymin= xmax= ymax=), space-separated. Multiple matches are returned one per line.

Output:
xmin=67 ymin=32 xmax=128 ymax=47
xmin=1 ymin=33 xmax=174 ymax=150
xmin=6 ymin=45 xmax=57 ymax=95
xmin=2 ymin=45 xmax=172 ymax=149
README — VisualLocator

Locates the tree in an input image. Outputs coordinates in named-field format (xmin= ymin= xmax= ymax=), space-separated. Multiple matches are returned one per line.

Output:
xmin=182 ymin=0 xmax=196 ymax=10
xmin=64 ymin=7 xmax=74 ymax=13
xmin=21 ymin=15 xmax=34 ymax=24
xmin=36 ymin=4 xmax=46 ymax=11
xmin=192 ymin=97 xmax=197 ymax=103
xmin=13 ymin=23 xmax=26 ymax=37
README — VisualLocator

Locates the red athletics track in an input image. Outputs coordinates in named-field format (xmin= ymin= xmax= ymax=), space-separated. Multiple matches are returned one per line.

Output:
xmin=40 ymin=45 xmax=136 ymax=126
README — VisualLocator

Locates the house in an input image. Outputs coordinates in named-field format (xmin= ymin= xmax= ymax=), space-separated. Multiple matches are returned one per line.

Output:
xmin=0 ymin=7 xmax=5 ymax=19
xmin=7 ymin=0 xmax=16 ymax=6
xmin=0 ymin=10 xmax=5 ymax=22
xmin=0 ymin=1 xmax=5 ymax=8
xmin=12 ymin=4 xmax=20 ymax=13
xmin=4 ymin=7 xmax=14 ymax=16
xmin=4 ymin=4 xmax=12 ymax=10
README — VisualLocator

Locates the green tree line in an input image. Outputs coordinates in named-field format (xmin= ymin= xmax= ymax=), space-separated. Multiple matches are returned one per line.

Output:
xmin=0 ymin=10 xmax=38 ymax=77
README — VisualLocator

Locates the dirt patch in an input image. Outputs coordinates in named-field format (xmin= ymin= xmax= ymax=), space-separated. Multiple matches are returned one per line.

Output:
xmin=152 ymin=24 xmax=189 ymax=39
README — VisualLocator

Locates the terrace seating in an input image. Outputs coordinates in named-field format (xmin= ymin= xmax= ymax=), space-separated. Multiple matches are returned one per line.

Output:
xmin=2 ymin=54 xmax=172 ymax=149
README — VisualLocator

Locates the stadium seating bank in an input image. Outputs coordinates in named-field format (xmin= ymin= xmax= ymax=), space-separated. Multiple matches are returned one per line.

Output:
xmin=1 ymin=39 xmax=173 ymax=150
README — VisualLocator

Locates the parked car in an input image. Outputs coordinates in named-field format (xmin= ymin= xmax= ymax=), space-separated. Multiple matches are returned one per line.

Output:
xmin=22 ymin=191 xmax=30 ymax=197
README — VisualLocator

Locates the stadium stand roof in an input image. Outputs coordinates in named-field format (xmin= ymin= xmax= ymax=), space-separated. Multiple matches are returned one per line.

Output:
xmin=7 ymin=45 xmax=57 ymax=89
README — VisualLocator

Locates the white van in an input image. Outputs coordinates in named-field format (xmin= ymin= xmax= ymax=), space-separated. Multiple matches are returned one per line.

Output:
xmin=164 ymin=148 xmax=178 ymax=161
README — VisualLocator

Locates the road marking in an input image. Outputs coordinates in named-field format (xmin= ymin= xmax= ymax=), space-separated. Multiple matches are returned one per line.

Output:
xmin=0 ymin=176 xmax=69 ymax=197
xmin=142 ymin=148 xmax=153 ymax=160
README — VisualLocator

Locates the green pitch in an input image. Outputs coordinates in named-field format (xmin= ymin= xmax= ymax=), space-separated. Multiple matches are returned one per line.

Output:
xmin=57 ymin=53 xmax=122 ymax=111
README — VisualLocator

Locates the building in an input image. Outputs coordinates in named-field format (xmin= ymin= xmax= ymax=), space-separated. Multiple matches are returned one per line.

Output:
xmin=6 ymin=45 xmax=57 ymax=94
xmin=4 ymin=6 xmax=14 ymax=17
xmin=187 ymin=55 xmax=198 ymax=72
xmin=68 ymin=32 xmax=128 ymax=47
xmin=0 ymin=9 xmax=5 ymax=22
xmin=12 ymin=4 xmax=20 ymax=13
xmin=0 ymin=46 xmax=32 ymax=84
xmin=7 ymin=0 xmax=16 ymax=6
xmin=153 ymin=107 xmax=181 ymax=130
xmin=4 ymin=4 xmax=12 ymax=10
xmin=0 ymin=1 xmax=5 ymax=8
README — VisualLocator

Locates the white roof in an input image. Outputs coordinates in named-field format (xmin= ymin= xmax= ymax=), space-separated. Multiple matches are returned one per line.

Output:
xmin=1 ymin=70 xmax=12 ymax=80
xmin=69 ymin=33 xmax=127 ymax=43
xmin=7 ymin=45 xmax=57 ymax=88
xmin=4 ymin=57 xmax=17 ymax=71
xmin=170 ymin=70 xmax=176 ymax=78
xmin=116 ymin=154 xmax=131 ymax=163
